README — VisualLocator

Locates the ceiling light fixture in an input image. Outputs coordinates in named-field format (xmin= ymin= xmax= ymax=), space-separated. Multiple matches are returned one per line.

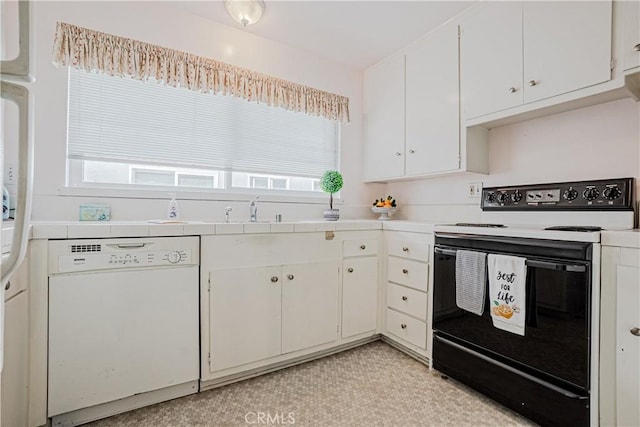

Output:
xmin=225 ymin=0 xmax=265 ymax=27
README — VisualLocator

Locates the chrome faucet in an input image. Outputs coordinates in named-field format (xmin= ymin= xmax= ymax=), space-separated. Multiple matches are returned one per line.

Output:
xmin=224 ymin=206 xmax=232 ymax=223
xmin=249 ymin=197 xmax=259 ymax=222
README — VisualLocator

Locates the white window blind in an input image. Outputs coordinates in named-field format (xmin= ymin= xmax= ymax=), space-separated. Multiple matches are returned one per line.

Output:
xmin=67 ymin=68 xmax=339 ymax=179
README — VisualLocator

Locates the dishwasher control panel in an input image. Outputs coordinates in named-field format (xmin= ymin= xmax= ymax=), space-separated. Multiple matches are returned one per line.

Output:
xmin=48 ymin=236 xmax=199 ymax=274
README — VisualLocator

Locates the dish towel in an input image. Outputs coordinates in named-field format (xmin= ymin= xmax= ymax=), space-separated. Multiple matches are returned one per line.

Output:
xmin=488 ymin=254 xmax=527 ymax=336
xmin=455 ymin=250 xmax=487 ymax=315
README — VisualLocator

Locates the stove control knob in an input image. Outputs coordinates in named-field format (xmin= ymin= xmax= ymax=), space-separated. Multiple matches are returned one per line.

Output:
xmin=496 ymin=192 xmax=507 ymax=203
xmin=583 ymin=188 xmax=600 ymax=201
xmin=603 ymin=186 xmax=622 ymax=200
xmin=167 ymin=251 xmax=182 ymax=264
xmin=485 ymin=192 xmax=497 ymax=203
xmin=563 ymin=187 xmax=578 ymax=201
xmin=511 ymin=190 xmax=523 ymax=203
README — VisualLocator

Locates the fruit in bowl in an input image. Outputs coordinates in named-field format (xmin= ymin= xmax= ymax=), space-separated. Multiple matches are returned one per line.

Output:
xmin=371 ymin=196 xmax=397 ymax=220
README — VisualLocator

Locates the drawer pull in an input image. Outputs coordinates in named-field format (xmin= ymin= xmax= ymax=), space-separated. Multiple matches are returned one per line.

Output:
xmin=402 ymin=268 xmax=408 ymax=274
xmin=287 ymin=274 xmax=295 ymax=280
xmin=401 ymin=296 xmax=408 ymax=301
xmin=347 ymin=268 xmax=354 ymax=273
xmin=634 ymin=43 xmax=640 ymax=52
xmin=360 ymin=244 xmax=366 ymax=250
xmin=271 ymin=276 xmax=279 ymax=283
xmin=401 ymin=323 xmax=407 ymax=329
xmin=402 ymin=247 xmax=409 ymax=252
xmin=4 ymin=281 xmax=10 ymax=291
xmin=631 ymin=327 xmax=640 ymax=337
xmin=508 ymin=86 xmax=517 ymax=93
xmin=528 ymin=79 xmax=537 ymax=87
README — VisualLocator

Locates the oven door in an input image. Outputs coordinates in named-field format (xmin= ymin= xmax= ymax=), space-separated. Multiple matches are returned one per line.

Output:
xmin=432 ymin=234 xmax=592 ymax=394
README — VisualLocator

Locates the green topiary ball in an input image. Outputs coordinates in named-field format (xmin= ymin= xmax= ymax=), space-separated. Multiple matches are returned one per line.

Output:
xmin=320 ymin=170 xmax=343 ymax=194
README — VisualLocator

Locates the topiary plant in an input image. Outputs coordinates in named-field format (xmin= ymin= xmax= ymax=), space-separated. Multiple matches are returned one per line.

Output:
xmin=320 ymin=170 xmax=343 ymax=210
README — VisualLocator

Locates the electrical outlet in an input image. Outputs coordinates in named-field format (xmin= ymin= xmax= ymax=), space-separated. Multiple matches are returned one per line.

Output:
xmin=4 ymin=164 xmax=16 ymax=185
xmin=468 ymin=182 xmax=483 ymax=198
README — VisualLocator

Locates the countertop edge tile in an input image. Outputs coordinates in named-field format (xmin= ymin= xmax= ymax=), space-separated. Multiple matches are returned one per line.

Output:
xmin=602 ymin=229 xmax=640 ymax=249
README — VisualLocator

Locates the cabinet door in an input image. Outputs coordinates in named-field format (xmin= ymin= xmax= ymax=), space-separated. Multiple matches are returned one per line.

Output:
xmin=363 ymin=54 xmax=405 ymax=181
xmin=342 ymin=257 xmax=378 ymax=338
xmin=282 ymin=261 xmax=339 ymax=353
xmin=523 ymin=1 xmax=612 ymax=103
xmin=616 ymin=265 xmax=640 ymax=427
xmin=622 ymin=0 xmax=640 ymax=72
xmin=460 ymin=2 xmax=523 ymax=119
xmin=1 ymin=291 xmax=29 ymax=427
xmin=405 ymin=23 xmax=459 ymax=175
xmin=209 ymin=266 xmax=282 ymax=372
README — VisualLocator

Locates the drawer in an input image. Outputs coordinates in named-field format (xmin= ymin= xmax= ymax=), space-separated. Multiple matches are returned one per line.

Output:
xmin=343 ymin=239 xmax=379 ymax=257
xmin=386 ymin=283 xmax=427 ymax=321
xmin=386 ymin=308 xmax=427 ymax=349
xmin=387 ymin=233 xmax=430 ymax=261
xmin=387 ymin=257 xmax=428 ymax=292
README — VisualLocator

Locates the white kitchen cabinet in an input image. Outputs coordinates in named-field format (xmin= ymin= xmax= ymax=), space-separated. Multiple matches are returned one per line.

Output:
xmin=208 ymin=266 xmax=282 ymax=372
xmin=363 ymin=54 xmax=405 ymax=181
xmin=364 ymin=21 xmax=488 ymax=182
xmin=383 ymin=231 xmax=433 ymax=358
xmin=405 ymin=22 xmax=460 ymax=175
xmin=461 ymin=1 xmax=612 ymax=119
xmin=622 ymin=0 xmax=640 ymax=72
xmin=282 ymin=261 xmax=339 ymax=354
xmin=460 ymin=2 xmax=523 ymax=119
xmin=616 ymin=264 xmax=640 ymax=427
xmin=600 ymin=244 xmax=640 ymax=427
xmin=342 ymin=256 xmax=379 ymax=339
xmin=1 ymin=260 xmax=29 ymax=427
xmin=201 ymin=233 xmax=342 ymax=380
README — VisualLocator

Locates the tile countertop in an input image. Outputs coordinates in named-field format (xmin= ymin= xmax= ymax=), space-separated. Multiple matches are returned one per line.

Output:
xmin=29 ymin=220 xmax=386 ymax=240
xmin=601 ymin=229 xmax=640 ymax=249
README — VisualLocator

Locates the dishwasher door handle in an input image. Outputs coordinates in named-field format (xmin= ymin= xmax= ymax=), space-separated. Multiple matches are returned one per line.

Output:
xmin=116 ymin=243 xmax=147 ymax=249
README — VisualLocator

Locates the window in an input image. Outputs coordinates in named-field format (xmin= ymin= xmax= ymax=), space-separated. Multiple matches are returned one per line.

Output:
xmin=66 ymin=68 xmax=339 ymax=196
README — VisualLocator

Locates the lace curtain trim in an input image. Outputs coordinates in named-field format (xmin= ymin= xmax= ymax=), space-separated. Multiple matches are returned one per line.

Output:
xmin=52 ymin=22 xmax=350 ymax=123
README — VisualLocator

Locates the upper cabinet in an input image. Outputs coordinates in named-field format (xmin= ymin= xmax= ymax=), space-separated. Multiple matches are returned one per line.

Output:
xmin=363 ymin=21 xmax=488 ymax=183
xmin=363 ymin=54 xmax=405 ymax=181
xmin=621 ymin=0 xmax=640 ymax=73
xmin=405 ymin=23 xmax=460 ymax=176
xmin=461 ymin=1 xmax=613 ymax=120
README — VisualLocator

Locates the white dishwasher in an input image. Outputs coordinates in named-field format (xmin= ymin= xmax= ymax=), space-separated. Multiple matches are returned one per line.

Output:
xmin=47 ymin=236 xmax=200 ymax=427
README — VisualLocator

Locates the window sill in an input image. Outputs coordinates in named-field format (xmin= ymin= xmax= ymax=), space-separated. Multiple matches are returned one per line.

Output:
xmin=57 ymin=186 xmax=344 ymax=206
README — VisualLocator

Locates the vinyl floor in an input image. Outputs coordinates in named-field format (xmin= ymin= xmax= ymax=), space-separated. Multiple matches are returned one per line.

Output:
xmin=87 ymin=341 xmax=536 ymax=427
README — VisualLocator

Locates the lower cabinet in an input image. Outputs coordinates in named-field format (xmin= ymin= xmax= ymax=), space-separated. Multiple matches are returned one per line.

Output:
xmin=208 ymin=261 xmax=339 ymax=373
xmin=1 ymin=260 xmax=29 ymax=427
xmin=342 ymin=256 xmax=378 ymax=338
xmin=601 ymin=245 xmax=640 ymax=427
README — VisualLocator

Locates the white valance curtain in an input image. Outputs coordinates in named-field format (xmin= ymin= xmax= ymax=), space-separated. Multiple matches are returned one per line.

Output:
xmin=52 ymin=22 xmax=350 ymax=123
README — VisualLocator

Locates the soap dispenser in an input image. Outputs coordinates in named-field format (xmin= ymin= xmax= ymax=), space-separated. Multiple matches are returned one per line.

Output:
xmin=167 ymin=193 xmax=180 ymax=220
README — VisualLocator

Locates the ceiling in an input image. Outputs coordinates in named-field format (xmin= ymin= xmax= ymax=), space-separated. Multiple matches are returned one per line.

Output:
xmin=169 ymin=1 xmax=475 ymax=70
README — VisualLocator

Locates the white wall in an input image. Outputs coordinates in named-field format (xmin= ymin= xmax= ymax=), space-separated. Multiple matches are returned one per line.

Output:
xmin=26 ymin=1 xmax=382 ymax=222
xmin=387 ymin=98 xmax=640 ymax=222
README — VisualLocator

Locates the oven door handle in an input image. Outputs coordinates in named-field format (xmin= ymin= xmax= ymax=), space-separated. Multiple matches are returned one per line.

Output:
xmin=435 ymin=247 xmax=586 ymax=273
xmin=524 ymin=259 xmax=586 ymax=273
xmin=434 ymin=247 xmax=458 ymax=257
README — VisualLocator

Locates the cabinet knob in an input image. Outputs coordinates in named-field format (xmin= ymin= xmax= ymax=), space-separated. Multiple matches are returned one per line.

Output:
xmin=631 ymin=327 xmax=640 ymax=337
xmin=347 ymin=268 xmax=354 ymax=273
xmin=395 ymin=152 xmax=402 ymax=156
xmin=287 ymin=274 xmax=294 ymax=280
xmin=408 ymin=149 xmax=415 ymax=154
xmin=401 ymin=323 xmax=407 ymax=329
xmin=402 ymin=247 xmax=409 ymax=252
xmin=528 ymin=80 xmax=537 ymax=87
xmin=634 ymin=43 xmax=640 ymax=52
xmin=360 ymin=244 xmax=366 ymax=250
xmin=508 ymin=87 xmax=517 ymax=93
xmin=402 ymin=268 xmax=408 ymax=274
xmin=270 ymin=276 xmax=279 ymax=283
xmin=4 ymin=281 xmax=10 ymax=291
xmin=402 ymin=296 xmax=408 ymax=301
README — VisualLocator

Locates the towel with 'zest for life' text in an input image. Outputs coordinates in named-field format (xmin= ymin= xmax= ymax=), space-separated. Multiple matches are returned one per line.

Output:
xmin=488 ymin=254 xmax=527 ymax=336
